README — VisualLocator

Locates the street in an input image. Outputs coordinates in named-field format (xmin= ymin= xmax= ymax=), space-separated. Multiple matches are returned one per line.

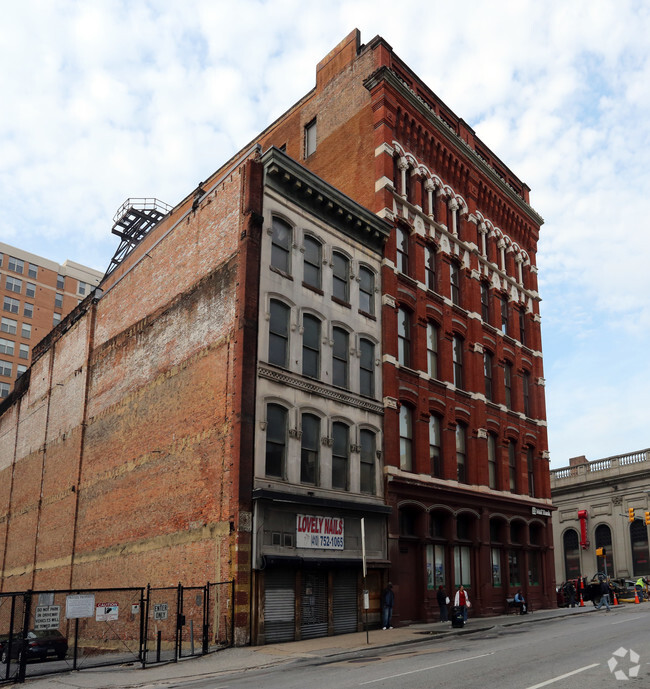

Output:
xmin=165 ymin=607 xmax=650 ymax=689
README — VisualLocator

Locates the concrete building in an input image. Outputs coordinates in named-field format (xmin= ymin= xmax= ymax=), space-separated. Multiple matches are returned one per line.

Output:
xmin=0 ymin=29 xmax=555 ymax=645
xmin=551 ymin=449 xmax=650 ymax=584
xmin=0 ymin=242 xmax=102 ymax=398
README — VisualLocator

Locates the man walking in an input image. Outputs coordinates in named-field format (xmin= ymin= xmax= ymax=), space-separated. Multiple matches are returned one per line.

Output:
xmin=381 ymin=582 xmax=395 ymax=629
xmin=595 ymin=578 xmax=611 ymax=612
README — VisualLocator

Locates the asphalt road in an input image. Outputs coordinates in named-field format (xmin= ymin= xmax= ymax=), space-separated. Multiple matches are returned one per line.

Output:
xmin=166 ymin=607 xmax=650 ymax=689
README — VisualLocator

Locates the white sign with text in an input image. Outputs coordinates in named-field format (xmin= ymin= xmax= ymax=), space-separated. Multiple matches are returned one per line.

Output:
xmin=296 ymin=514 xmax=344 ymax=550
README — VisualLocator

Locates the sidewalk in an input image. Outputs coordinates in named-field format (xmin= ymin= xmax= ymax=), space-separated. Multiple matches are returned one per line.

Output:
xmin=23 ymin=605 xmax=600 ymax=688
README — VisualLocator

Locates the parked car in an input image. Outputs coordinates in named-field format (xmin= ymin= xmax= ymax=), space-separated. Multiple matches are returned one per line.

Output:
xmin=611 ymin=578 xmax=643 ymax=599
xmin=0 ymin=630 xmax=67 ymax=663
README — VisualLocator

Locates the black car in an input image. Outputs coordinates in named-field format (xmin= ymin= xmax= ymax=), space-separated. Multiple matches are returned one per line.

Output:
xmin=1 ymin=630 xmax=67 ymax=663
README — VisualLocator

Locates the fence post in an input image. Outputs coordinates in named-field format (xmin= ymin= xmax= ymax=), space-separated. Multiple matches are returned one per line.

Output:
xmin=140 ymin=586 xmax=148 ymax=668
xmin=202 ymin=582 xmax=209 ymax=654
xmin=230 ymin=579 xmax=235 ymax=647
xmin=175 ymin=582 xmax=183 ymax=661
xmin=18 ymin=590 xmax=32 ymax=684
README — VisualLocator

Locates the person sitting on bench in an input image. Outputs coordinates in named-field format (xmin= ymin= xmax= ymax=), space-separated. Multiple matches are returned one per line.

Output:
xmin=514 ymin=589 xmax=527 ymax=614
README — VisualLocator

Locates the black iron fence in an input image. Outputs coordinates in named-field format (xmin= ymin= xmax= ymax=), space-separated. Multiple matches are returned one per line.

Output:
xmin=0 ymin=580 xmax=233 ymax=684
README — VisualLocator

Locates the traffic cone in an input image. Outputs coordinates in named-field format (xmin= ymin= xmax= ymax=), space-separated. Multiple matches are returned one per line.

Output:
xmin=634 ymin=589 xmax=640 ymax=604
xmin=613 ymin=591 xmax=618 ymax=606
xmin=579 ymin=593 xmax=585 ymax=607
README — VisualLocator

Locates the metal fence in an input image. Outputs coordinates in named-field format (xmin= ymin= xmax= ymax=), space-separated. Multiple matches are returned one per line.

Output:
xmin=1 ymin=581 xmax=233 ymax=684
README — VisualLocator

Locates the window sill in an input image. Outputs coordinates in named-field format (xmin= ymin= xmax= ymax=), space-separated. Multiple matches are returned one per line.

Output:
xmin=358 ymin=309 xmax=376 ymax=320
xmin=270 ymin=266 xmax=293 ymax=280
xmin=302 ymin=282 xmax=323 ymax=295
xmin=331 ymin=296 xmax=351 ymax=309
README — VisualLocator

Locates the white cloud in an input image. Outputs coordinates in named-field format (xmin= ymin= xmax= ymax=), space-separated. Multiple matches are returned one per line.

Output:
xmin=1 ymin=0 xmax=649 ymax=466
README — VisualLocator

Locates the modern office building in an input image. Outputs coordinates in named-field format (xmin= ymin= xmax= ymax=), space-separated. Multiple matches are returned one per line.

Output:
xmin=0 ymin=242 xmax=102 ymax=398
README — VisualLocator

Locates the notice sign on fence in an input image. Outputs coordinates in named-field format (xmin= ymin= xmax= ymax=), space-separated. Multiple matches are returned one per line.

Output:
xmin=296 ymin=514 xmax=344 ymax=550
xmin=153 ymin=603 xmax=168 ymax=620
xmin=34 ymin=605 xmax=60 ymax=630
xmin=96 ymin=602 xmax=119 ymax=622
xmin=66 ymin=594 xmax=95 ymax=619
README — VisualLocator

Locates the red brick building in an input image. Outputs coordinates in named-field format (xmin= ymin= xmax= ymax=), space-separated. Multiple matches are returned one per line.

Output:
xmin=0 ymin=242 xmax=102 ymax=399
xmin=0 ymin=30 xmax=555 ymax=645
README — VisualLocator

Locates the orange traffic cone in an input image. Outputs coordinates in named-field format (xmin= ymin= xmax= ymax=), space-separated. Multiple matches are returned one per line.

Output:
xmin=579 ymin=593 xmax=585 ymax=607
xmin=634 ymin=589 xmax=640 ymax=604
xmin=613 ymin=591 xmax=618 ymax=606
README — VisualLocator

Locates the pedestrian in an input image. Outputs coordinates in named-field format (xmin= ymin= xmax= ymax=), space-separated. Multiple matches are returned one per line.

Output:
xmin=381 ymin=582 xmax=395 ymax=629
xmin=454 ymin=584 xmax=471 ymax=623
xmin=595 ymin=579 xmax=611 ymax=612
xmin=566 ymin=580 xmax=576 ymax=608
xmin=514 ymin=589 xmax=527 ymax=615
xmin=436 ymin=585 xmax=449 ymax=622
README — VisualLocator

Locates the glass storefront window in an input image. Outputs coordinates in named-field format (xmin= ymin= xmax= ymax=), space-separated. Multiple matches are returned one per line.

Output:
xmin=454 ymin=545 xmax=471 ymax=588
xmin=426 ymin=544 xmax=446 ymax=590
xmin=491 ymin=548 xmax=502 ymax=587
xmin=528 ymin=551 xmax=540 ymax=585
xmin=509 ymin=550 xmax=521 ymax=586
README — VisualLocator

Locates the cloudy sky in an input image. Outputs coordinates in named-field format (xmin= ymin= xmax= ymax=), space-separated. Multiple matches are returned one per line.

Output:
xmin=1 ymin=1 xmax=648 ymax=468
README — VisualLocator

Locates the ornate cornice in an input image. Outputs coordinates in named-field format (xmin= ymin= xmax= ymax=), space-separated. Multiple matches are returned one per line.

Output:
xmin=258 ymin=364 xmax=384 ymax=414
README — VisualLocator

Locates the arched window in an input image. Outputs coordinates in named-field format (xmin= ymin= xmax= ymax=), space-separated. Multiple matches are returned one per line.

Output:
xmin=487 ymin=433 xmax=498 ymax=489
xmin=630 ymin=519 xmax=650 ymax=577
xmin=332 ymin=422 xmax=349 ymax=490
xmin=452 ymin=335 xmax=464 ymax=389
xmin=303 ymin=235 xmax=321 ymax=289
xmin=595 ymin=524 xmax=614 ymax=575
xmin=429 ymin=414 xmax=442 ymax=477
xmin=359 ymin=429 xmax=376 ymax=494
xmin=265 ymin=404 xmax=287 ymax=478
xmin=563 ymin=529 xmax=581 ymax=580
xmin=271 ymin=217 xmax=292 ymax=273
xmin=504 ymin=361 xmax=513 ymax=409
xmin=480 ymin=282 xmax=490 ymax=323
xmin=484 ymin=351 xmax=494 ymax=401
xmin=450 ymin=261 xmax=461 ymax=306
xmin=427 ymin=323 xmax=438 ymax=378
xmin=332 ymin=252 xmax=349 ymax=302
xmin=359 ymin=266 xmax=375 ymax=316
xmin=425 ymin=245 xmax=436 ymax=291
xmin=399 ymin=405 xmax=413 ymax=471
xmin=301 ymin=414 xmax=320 ymax=485
xmin=359 ymin=338 xmax=375 ymax=397
xmin=398 ymin=308 xmax=411 ymax=367
xmin=396 ymin=226 xmax=409 ymax=275
xmin=302 ymin=314 xmax=321 ymax=379
xmin=269 ymin=300 xmax=290 ymax=367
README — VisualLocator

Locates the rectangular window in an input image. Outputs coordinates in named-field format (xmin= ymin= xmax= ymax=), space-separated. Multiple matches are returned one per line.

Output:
xmin=8 ymin=256 xmax=24 ymax=274
xmin=300 ymin=413 xmax=320 ymax=484
xmin=523 ymin=371 xmax=531 ymax=416
xmin=25 ymin=282 xmax=36 ymax=298
xmin=504 ymin=362 xmax=512 ymax=409
xmin=332 ymin=422 xmax=349 ymax=490
xmin=304 ymin=118 xmax=317 ymax=157
xmin=456 ymin=423 xmax=467 ymax=483
xmin=53 ymin=313 xmax=61 ymax=327
xmin=302 ymin=314 xmax=321 ymax=379
xmin=425 ymin=245 xmax=436 ymax=290
xmin=429 ymin=544 xmax=446 ymax=588
xmin=332 ymin=252 xmax=349 ymax=302
xmin=269 ymin=300 xmax=290 ymax=368
xmin=0 ymin=382 xmax=9 ymax=398
xmin=450 ymin=262 xmax=461 ymax=306
xmin=332 ymin=327 xmax=349 ymax=388
xmin=6 ymin=276 xmax=22 ymax=293
xmin=491 ymin=548 xmax=502 ymax=587
xmin=508 ymin=550 xmax=521 ymax=586
xmin=527 ymin=446 xmax=535 ymax=497
xmin=429 ymin=415 xmax=441 ymax=477
xmin=19 ymin=343 xmax=28 ymax=360
xmin=0 ymin=338 xmax=15 ymax=356
xmin=21 ymin=323 xmax=31 ymax=339
xmin=24 ymin=303 xmax=33 ymax=318
xmin=0 ymin=360 xmax=12 ymax=377
xmin=453 ymin=335 xmax=463 ymax=389
xmin=55 ymin=293 xmax=63 ymax=309
xmin=500 ymin=297 xmax=509 ymax=335
xmin=360 ymin=429 xmax=376 ymax=494
xmin=519 ymin=309 xmax=526 ymax=345
xmin=78 ymin=281 xmax=87 ymax=296
xmin=3 ymin=297 xmax=19 ymax=314
xmin=265 ymin=404 xmax=287 ymax=478
xmin=303 ymin=236 xmax=321 ymax=289
xmin=484 ymin=351 xmax=493 ymax=401
xmin=16 ymin=364 xmax=27 ymax=378
xmin=488 ymin=433 xmax=497 ymax=489
xmin=1 ymin=317 xmax=17 ymax=335
xmin=508 ymin=441 xmax=517 ymax=492
xmin=396 ymin=227 xmax=409 ymax=274
xmin=359 ymin=267 xmax=375 ymax=315
xmin=398 ymin=308 xmax=411 ymax=367
xmin=359 ymin=339 xmax=375 ymax=397
xmin=400 ymin=405 xmax=413 ymax=471
xmin=454 ymin=545 xmax=471 ymax=588
xmin=57 ymin=274 xmax=65 ymax=290
xmin=481 ymin=283 xmax=490 ymax=322
xmin=28 ymin=263 xmax=38 ymax=278
xmin=427 ymin=323 xmax=438 ymax=378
